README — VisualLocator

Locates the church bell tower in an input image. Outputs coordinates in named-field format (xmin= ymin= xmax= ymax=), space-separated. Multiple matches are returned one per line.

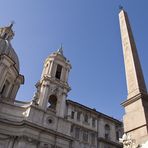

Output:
xmin=119 ymin=9 xmax=148 ymax=145
xmin=33 ymin=47 xmax=71 ymax=118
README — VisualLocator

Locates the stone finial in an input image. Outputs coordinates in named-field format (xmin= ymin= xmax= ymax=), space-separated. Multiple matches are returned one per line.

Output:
xmin=119 ymin=5 xmax=123 ymax=11
xmin=57 ymin=44 xmax=64 ymax=55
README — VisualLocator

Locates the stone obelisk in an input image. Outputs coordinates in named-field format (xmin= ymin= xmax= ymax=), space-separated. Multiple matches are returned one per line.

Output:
xmin=119 ymin=9 xmax=148 ymax=145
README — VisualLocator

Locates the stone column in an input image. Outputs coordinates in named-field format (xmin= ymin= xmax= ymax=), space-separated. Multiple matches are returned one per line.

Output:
xmin=51 ymin=62 xmax=57 ymax=78
xmin=0 ymin=64 xmax=7 ymax=90
xmin=56 ymin=92 xmax=66 ymax=118
xmin=9 ymin=84 xmax=19 ymax=101
xmin=65 ymin=69 xmax=69 ymax=83
xmin=38 ymin=80 xmax=50 ymax=110
xmin=61 ymin=68 xmax=66 ymax=82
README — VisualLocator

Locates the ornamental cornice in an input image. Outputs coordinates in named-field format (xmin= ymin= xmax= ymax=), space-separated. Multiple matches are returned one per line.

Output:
xmin=121 ymin=93 xmax=148 ymax=107
xmin=41 ymin=76 xmax=71 ymax=92
xmin=0 ymin=118 xmax=73 ymax=141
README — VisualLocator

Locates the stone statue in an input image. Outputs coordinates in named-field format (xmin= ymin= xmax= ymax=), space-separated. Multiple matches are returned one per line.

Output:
xmin=119 ymin=133 xmax=136 ymax=148
xmin=33 ymin=86 xmax=40 ymax=105
xmin=140 ymin=140 xmax=148 ymax=148
xmin=33 ymin=91 xmax=39 ymax=105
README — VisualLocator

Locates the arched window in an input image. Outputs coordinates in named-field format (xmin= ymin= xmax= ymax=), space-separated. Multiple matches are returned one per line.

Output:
xmin=104 ymin=124 xmax=110 ymax=139
xmin=48 ymin=95 xmax=57 ymax=110
xmin=115 ymin=126 xmax=121 ymax=140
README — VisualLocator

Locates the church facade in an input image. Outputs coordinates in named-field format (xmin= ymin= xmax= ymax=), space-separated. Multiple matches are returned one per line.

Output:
xmin=1 ymin=9 xmax=143 ymax=148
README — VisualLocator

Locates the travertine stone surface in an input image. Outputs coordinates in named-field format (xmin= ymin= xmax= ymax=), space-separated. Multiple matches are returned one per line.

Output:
xmin=119 ymin=10 xmax=147 ymax=99
xmin=119 ymin=9 xmax=148 ymax=146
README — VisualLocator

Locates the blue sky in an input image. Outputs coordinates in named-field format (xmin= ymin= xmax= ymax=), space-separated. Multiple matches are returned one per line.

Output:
xmin=0 ymin=0 xmax=148 ymax=120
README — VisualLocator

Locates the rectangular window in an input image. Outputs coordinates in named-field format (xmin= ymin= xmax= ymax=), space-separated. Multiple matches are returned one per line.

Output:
xmin=83 ymin=131 xmax=88 ymax=142
xmin=55 ymin=64 xmax=62 ymax=79
xmin=116 ymin=131 xmax=119 ymax=140
xmin=75 ymin=128 xmax=80 ymax=140
xmin=71 ymin=111 xmax=75 ymax=119
xmin=105 ymin=124 xmax=110 ymax=140
xmin=70 ymin=125 xmax=74 ymax=133
xmin=92 ymin=118 xmax=96 ymax=127
xmin=105 ymin=133 xmax=109 ymax=139
xmin=84 ymin=114 xmax=88 ymax=123
xmin=91 ymin=133 xmax=95 ymax=145
xmin=77 ymin=111 xmax=81 ymax=121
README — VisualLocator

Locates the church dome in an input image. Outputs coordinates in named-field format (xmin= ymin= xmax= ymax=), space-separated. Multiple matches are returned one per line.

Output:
xmin=0 ymin=38 xmax=20 ymax=71
xmin=0 ymin=23 xmax=20 ymax=71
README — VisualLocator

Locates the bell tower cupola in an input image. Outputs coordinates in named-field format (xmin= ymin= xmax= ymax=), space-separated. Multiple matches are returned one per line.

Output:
xmin=41 ymin=46 xmax=71 ymax=83
xmin=34 ymin=46 xmax=71 ymax=118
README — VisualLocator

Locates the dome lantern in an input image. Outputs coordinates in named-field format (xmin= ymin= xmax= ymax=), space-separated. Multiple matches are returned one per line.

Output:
xmin=0 ymin=22 xmax=14 ymax=41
